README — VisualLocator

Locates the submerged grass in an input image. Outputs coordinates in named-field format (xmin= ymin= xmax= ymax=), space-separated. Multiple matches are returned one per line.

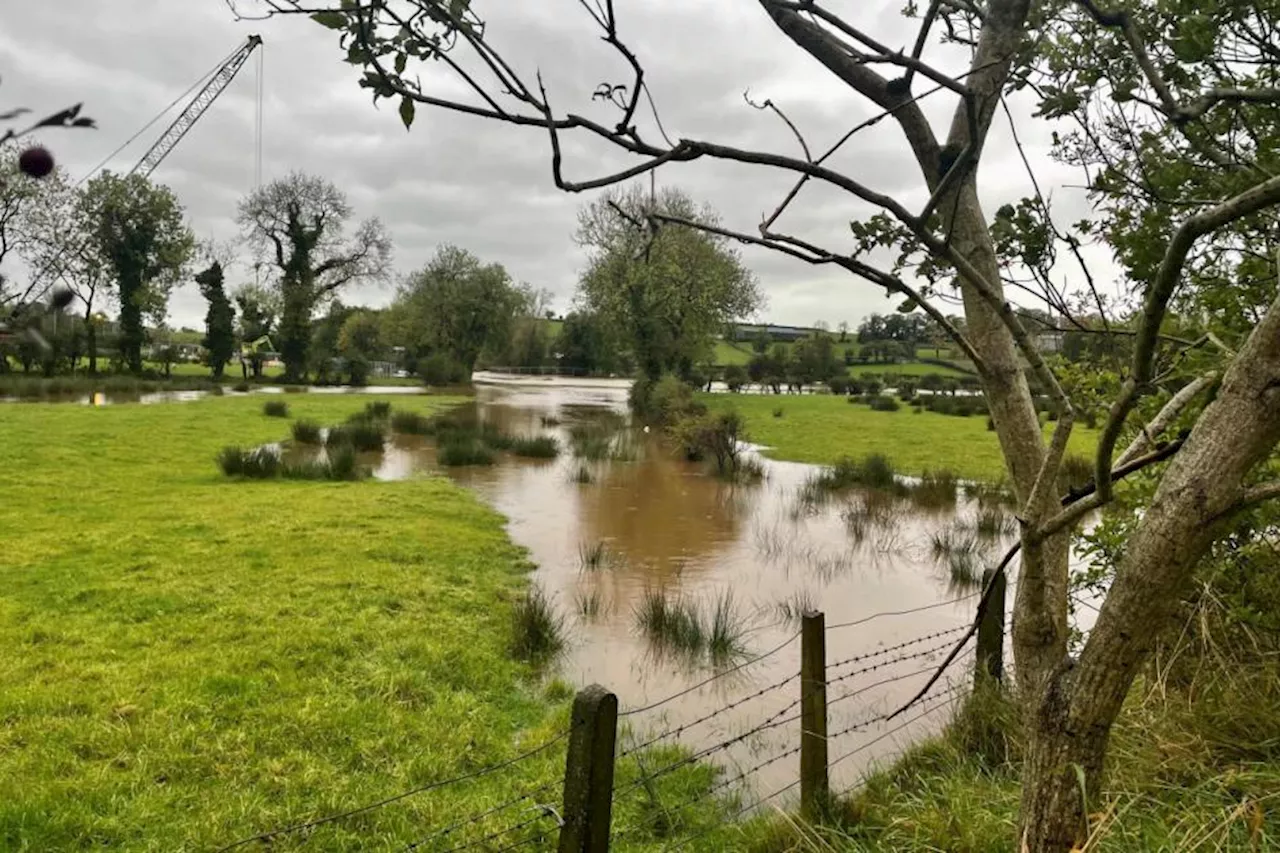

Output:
xmin=510 ymin=434 xmax=560 ymax=459
xmin=437 ymin=437 xmax=496 ymax=467
xmin=634 ymin=588 xmax=749 ymax=665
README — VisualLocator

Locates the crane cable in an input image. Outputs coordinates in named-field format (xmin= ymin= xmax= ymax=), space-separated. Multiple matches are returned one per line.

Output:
xmin=255 ymin=44 xmax=264 ymax=189
xmin=74 ymin=41 xmax=244 ymax=188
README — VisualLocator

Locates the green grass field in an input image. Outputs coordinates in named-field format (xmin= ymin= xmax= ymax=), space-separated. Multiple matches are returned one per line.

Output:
xmin=704 ymin=393 xmax=1098 ymax=481
xmin=2 ymin=395 xmax=558 ymax=850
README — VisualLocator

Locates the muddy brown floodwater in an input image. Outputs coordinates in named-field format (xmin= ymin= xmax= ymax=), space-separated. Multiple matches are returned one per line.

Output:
xmin=351 ymin=379 xmax=1029 ymax=807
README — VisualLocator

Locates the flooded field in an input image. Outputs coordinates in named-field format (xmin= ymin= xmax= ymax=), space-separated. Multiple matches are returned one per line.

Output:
xmin=286 ymin=381 xmax=1025 ymax=799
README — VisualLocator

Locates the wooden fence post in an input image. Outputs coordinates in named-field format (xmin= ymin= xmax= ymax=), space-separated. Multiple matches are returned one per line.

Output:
xmin=800 ymin=610 xmax=829 ymax=821
xmin=976 ymin=568 xmax=1007 ymax=685
xmin=558 ymin=684 xmax=618 ymax=853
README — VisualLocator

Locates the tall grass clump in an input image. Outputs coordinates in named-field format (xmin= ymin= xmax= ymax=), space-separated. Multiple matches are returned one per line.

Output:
xmin=974 ymin=506 xmax=1017 ymax=540
xmin=574 ymin=589 xmax=606 ymax=620
xmin=773 ymin=590 xmax=817 ymax=627
xmin=509 ymin=586 xmax=565 ymax=664
xmin=568 ymin=423 xmax=615 ymax=460
xmin=325 ymin=445 xmax=361 ymax=481
xmin=217 ymin=446 xmax=281 ymax=479
xmin=910 ymin=469 xmax=960 ymax=508
xmin=291 ymin=420 xmax=322 ymax=444
xmin=635 ymin=590 xmax=704 ymax=655
xmin=569 ymin=464 xmax=593 ymax=484
xmin=802 ymin=453 xmax=904 ymax=505
xmin=437 ymin=437 xmax=496 ymax=466
xmin=365 ymin=400 xmax=392 ymax=419
xmin=390 ymin=410 xmax=432 ymax=435
xmin=262 ymin=399 xmax=289 ymax=418
xmin=706 ymin=591 xmax=748 ymax=663
xmin=510 ymin=434 xmax=560 ymax=459
xmin=345 ymin=420 xmax=387 ymax=452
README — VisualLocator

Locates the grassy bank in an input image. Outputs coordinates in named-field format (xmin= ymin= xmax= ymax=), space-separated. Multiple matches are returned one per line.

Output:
xmin=703 ymin=393 xmax=1098 ymax=481
xmin=0 ymin=394 xmax=567 ymax=850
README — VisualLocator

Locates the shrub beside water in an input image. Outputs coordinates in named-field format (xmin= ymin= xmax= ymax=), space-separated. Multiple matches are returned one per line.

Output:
xmin=262 ymin=400 xmax=289 ymax=418
xmin=291 ymin=420 xmax=322 ymax=444
xmin=365 ymin=400 xmax=392 ymax=419
xmin=217 ymin=446 xmax=280 ymax=478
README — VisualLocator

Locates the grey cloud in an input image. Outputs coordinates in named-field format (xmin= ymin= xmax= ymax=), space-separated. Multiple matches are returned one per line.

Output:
xmin=2 ymin=0 xmax=1115 ymax=333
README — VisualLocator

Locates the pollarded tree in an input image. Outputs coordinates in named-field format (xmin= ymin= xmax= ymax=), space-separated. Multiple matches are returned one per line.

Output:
xmin=253 ymin=0 xmax=1280 ymax=849
xmin=80 ymin=172 xmax=193 ymax=374
xmin=576 ymin=184 xmax=762 ymax=381
xmin=237 ymin=172 xmax=392 ymax=381
xmin=196 ymin=262 xmax=236 ymax=379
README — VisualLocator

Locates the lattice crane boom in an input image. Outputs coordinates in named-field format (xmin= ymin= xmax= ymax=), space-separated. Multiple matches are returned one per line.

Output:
xmin=130 ymin=34 xmax=262 ymax=179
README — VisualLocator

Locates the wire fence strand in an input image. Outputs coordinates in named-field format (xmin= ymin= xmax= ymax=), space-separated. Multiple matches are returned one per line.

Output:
xmin=825 ymin=592 xmax=980 ymax=631
xmin=619 ymin=629 xmax=801 ymax=719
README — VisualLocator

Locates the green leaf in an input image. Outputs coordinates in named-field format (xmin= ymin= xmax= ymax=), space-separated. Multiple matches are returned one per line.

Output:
xmin=310 ymin=11 xmax=348 ymax=30
xmin=399 ymin=96 xmax=416 ymax=130
xmin=394 ymin=52 xmax=407 ymax=74
xmin=896 ymin=298 xmax=917 ymax=313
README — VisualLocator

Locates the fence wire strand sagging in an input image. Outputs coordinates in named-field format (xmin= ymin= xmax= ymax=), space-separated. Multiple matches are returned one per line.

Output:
xmin=213 ymin=724 xmax=577 ymax=852
xmin=824 ymin=592 xmax=980 ymax=631
xmin=660 ymin=685 xmax=965 ymax=852
xmin=404 ymin=776 xmax=563 ymax=851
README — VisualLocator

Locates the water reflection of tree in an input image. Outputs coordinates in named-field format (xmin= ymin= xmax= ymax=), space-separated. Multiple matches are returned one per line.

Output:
xmin=579 ymin=446 xmax=758 ymax=584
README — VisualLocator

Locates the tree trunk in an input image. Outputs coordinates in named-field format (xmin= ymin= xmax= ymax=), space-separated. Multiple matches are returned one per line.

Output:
xmin=1019 ymin=291 xmax=1280 ymax=852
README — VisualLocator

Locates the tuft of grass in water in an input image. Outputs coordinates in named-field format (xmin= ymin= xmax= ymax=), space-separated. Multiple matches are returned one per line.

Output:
xmin=232 ymin=380 xmax=251 ymax=393
xmin=291 ymin=420 xmax=322 ymax=444
xmin=437 ymin=437 xmax=496 ymax=467
xmin=262 ymin=399 xmax=289 ymax=418
xmin=911 ymin=469 xmax=959 ymax=509
xmin=800 ymin=453 xmax=905 ymax=506
xmin=569 ymin=464 xmax=593 ymax=484
xmin=390 ymin=410 xmax=433 ymax=435
xmin=634 ymin=588 xmax=748 ymax=664
xmin=577 ymin=540 xmax=614 ymax=571
xmin=510 ymin=435 xmax=560 ymax=459
xmin=706 ymin=590 xmax=747 ymax=663
xmin=774 ymin=590 xmax=817 ymax=627
xmin=573 ymin=588 xmax=605 ymax=621
xmin=842 ymin=494 xmax=898 ymax=543
xmin=568 ymin=423 xmax=615 ymax=460
xmin=508 ymin=586 xmax=565 ymax=664
xmin=948 ymin=548 xmax=982 ymax=587
xmin=217 ymin=445 xmax=280 ymax=478
xmin=635 ymin=589 xmax=704 ymax=655
xmin=974 ymin=506 xmax=1017 ymax=540
xmin=345 ymin=420 xmax=387 ymax=452
xmin=963 ymin=478 xmax=1017 ymax=509
xmin=539 ymin=414 xmax=561 ymax=427
xmin=365 ymin=400 xmax=392 ymax=419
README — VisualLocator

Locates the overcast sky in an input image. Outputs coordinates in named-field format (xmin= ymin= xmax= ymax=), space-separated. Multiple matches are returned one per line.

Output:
xmin=1 ymin=0 xmax=1108 ymax=331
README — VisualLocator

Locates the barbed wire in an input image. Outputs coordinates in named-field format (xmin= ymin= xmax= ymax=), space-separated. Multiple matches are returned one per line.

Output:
xmin=828 ymin=636 xmax=972 ymax=694
xmin=613 ymin=639 xmax=973 ymax=806
xmin=212 ymin=725 xmax=577 ymax=852
xmin=826 ymin=624 xmax=970 ymax=672
xmin=618 ymin=671 xmax=799 ymax=759
xmin=428 ymin=806 xmax=558 ymax=853
xmin=619 ymin=629 xmax=801 ymax=719
xmin=404 ymin=776 xmax=563 ymax=850
xmin=658 ymin=686 xmax=964 ymax=851
xmin=825 ymin=592 xmax=980 ymax=631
